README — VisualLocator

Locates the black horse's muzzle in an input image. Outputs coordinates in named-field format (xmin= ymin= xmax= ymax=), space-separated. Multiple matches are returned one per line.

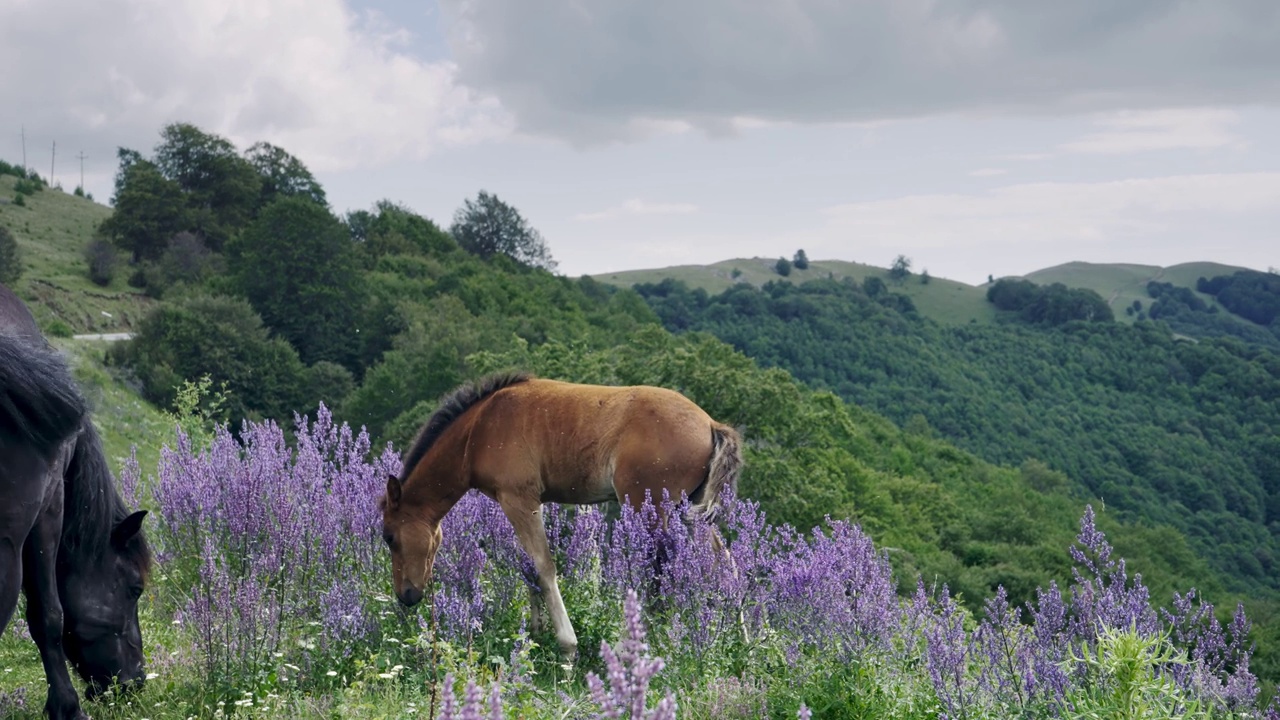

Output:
xmin=84 ymin=666 xmax=145 ymax=700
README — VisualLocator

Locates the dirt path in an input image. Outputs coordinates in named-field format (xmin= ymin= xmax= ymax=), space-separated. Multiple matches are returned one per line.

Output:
xmin=1107 ymin=267 xmax=1165 ymax=307
xmin=72 ymin=332 xmax=133 ymax=342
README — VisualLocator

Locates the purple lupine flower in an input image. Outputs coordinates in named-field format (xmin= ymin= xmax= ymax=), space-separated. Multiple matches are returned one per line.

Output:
xmin=153 ymin=405 xmax=398 ymax=685
xmin=974 ymin=586 xmax=1032 ymax=712
xmin=1026 ymin=581 xmax=1071 ymax=703
xmin=767 ymin=519 xmax=897 ymax=658
xmin=0 ymin=687 xmax=27 ymax=716
xmin=1067 ymin=506 xmax=1158 ymax=639
xmin=119 ymin=445 xmax=142 ymax=508
xmin=586 ymin=589 xmax=677 ymax=719
xmin=603 ymin=494 xmax=663 ymax=599
xmin=921 ymin=585 xmax=973 ymax=719
xmin=460 ymin=678 xmax=486 ymax=720
xmin=439 ymin=674 xmax=460 ymax=720
xmin=489 ymin=682 xmax=504 ymax=720
xmin=564 ymin=506 xmax=606 ymax=580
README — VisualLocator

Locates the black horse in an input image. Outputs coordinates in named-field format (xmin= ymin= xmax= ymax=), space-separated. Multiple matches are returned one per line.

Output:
xmin=0 ymin=284 xmax=152 ymax=720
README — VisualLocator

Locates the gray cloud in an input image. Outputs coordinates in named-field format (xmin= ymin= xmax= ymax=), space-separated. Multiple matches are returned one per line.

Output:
xmin=439 ymin=0 xmax=1280 ymax=142
xmin=0 ymin=0 xmax=508 ymax=197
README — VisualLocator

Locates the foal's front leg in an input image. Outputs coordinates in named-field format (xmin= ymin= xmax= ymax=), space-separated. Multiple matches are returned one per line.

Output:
xmin=498 ymin=496 xmax=578 ymax=662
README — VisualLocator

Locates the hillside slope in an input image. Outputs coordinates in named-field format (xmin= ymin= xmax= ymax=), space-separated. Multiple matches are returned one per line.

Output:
xmin=1023 ymin=260 xmax=1253 ymax=322
xmin=594 ymin=257 xmax=997 ymax=325
xmin=0 ymin=174 xmax=154 ymax=333
xmin=595 ymin=256 xmax=1274 ymax=335
xmin=633 ymin=277 xmax=1280 ymax=600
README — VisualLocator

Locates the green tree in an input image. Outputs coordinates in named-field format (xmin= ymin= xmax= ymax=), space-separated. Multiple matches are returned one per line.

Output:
xmin=115 ymin=294 xmax=308 ymax=422
xmin=356 ymin=200 xmax=456 ymax=261
xmin=244 ymin=141 xmax=327 ymax=209
xmin=230 ymin=197 xmax=365 ymax=371
xmin=889 ymin=254 xmax=912 ymax=282
xmin=450 ymin=190 xmax=557 ymax=270
xmin=154 ymin=123 xmax=261 ymax=249
xmin=0 ymin=225 xmax=21 ymax=285
xmin=920 ymin=268 xmax=931 ymax=285
xmin=862 ymin=275 xmax=886 ymax=298
xmin=793 ymin=249 xmax=809 ymax=270
xmin=775 ymin=257 xmax=793 ymax=276
xmin=99 ymin=158 xmax=188 ymax=262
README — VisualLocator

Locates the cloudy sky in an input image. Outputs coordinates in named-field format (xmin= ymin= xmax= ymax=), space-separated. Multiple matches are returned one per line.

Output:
xmin=2 ymin=0 xmax=1278 ymax=284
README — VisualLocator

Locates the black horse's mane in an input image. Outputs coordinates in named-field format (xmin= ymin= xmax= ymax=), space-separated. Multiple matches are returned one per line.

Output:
xmin=398 ymin=371 xmax=533 ymax=482
xmin=63 ymin=418 xmax=152 ymax=575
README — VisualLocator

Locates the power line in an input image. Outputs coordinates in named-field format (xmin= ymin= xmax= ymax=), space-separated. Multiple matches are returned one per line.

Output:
xmin=76 ymin=151 xmax=87 ymax=191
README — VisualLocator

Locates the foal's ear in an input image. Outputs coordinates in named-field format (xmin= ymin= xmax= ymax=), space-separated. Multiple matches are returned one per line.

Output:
xmin=112 ymin=510 xmax=148 ymax=549
xmin=385 ymin=474 xmax=402 ymax=509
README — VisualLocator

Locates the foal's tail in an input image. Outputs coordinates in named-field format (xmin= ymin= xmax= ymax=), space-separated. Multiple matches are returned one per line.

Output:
xmin=0 ymin=334 xmax=86 ymax=458
xmin=692 ymin=423 xmax=743 ymax=522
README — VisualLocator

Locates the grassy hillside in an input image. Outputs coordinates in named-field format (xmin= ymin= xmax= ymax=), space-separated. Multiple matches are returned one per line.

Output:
xmin=0 ymin=175 xmax=154 ymax=333
xmin=595 ymin=257 xmax=997 ymax=325
xmin=0 ymin=172 xmax=171 ymax=482
xmin=1022 ymin=260 xmax=1253 ymax=324
xmin=595 ymin=256 xmax=1273 ymax=333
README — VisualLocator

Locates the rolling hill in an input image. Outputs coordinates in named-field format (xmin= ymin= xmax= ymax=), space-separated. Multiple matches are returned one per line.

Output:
xmin=595 ymin=256 xmax=998 ymax=325
xmin=1021 ymin=260 xmax=1253 ymax=322
xmin=594 ymin=256 xmax=1271 ymax=332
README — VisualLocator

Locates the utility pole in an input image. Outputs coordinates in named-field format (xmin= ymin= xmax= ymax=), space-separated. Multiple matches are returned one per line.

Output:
xmin=76 ymin=151 xmax=87 ymax=191
xmin=50 ymin=140 xmax=56 ymax=186
xmin=20 ymin=126 xmax=27 ymax=173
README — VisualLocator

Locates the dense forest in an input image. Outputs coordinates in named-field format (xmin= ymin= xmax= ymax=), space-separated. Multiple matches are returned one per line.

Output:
xmin=633 ymin=276 xmax=1280 ymax=600
xmin=9 ymin=122 xmax=1280 ymax=689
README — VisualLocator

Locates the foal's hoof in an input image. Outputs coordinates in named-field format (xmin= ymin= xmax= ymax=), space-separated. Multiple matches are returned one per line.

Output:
xmin=559 ymin=644 xmax=579 ymax=666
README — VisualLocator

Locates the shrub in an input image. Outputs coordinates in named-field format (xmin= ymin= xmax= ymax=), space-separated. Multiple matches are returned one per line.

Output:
xmin=13 ymin=177 xmax=43 ymax=196
xmin=0 ymin=225 xmax=20 ymax=285
xmin=84 ymin=236 xmax=120 ymax=286
xmin=43 ymin=319 xmax=73 ymax=338
xmin=775 ymin=257 xmax=792 ymax=276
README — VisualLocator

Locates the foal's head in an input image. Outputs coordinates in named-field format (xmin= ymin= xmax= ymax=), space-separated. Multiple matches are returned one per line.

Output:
xmin=380 ymin=474 xmax=442 ymax=607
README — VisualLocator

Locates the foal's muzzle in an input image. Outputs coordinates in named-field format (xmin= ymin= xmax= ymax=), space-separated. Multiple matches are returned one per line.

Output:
xmin=398 ymin=585 xmax=424 ymax=607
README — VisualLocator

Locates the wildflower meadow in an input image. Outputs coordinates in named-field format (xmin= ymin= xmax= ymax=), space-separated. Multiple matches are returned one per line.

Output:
xmin=3 ymin=401 xmax=1276 ymax=719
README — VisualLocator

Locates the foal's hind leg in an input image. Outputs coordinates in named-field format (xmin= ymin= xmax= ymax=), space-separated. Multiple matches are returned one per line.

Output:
xmin=498 ymin=496 xmax=578 ymax=662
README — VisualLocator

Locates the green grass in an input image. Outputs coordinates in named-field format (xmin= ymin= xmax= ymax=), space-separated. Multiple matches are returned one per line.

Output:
xmin=0 ymin=175 xmax=155 ymax=334
xmin=58 ymin=338 xmax=174 ymax=478
xmin=594 ymin=257 xmax=999 ymax=325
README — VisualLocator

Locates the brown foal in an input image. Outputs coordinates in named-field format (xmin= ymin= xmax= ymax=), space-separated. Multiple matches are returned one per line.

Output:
xmin=379 ymin=372 xmax=742 ymax=660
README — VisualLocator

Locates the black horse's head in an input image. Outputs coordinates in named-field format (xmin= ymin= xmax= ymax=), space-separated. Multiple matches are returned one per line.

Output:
xmin=59 ymin=509 xmax=152 ymax=698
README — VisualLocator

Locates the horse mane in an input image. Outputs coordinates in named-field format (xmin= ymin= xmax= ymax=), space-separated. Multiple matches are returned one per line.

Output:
xmin=62 ymin=417 xmax=153 ymax=577
xmin=398 ymin=371 xmax=534 ymax=482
